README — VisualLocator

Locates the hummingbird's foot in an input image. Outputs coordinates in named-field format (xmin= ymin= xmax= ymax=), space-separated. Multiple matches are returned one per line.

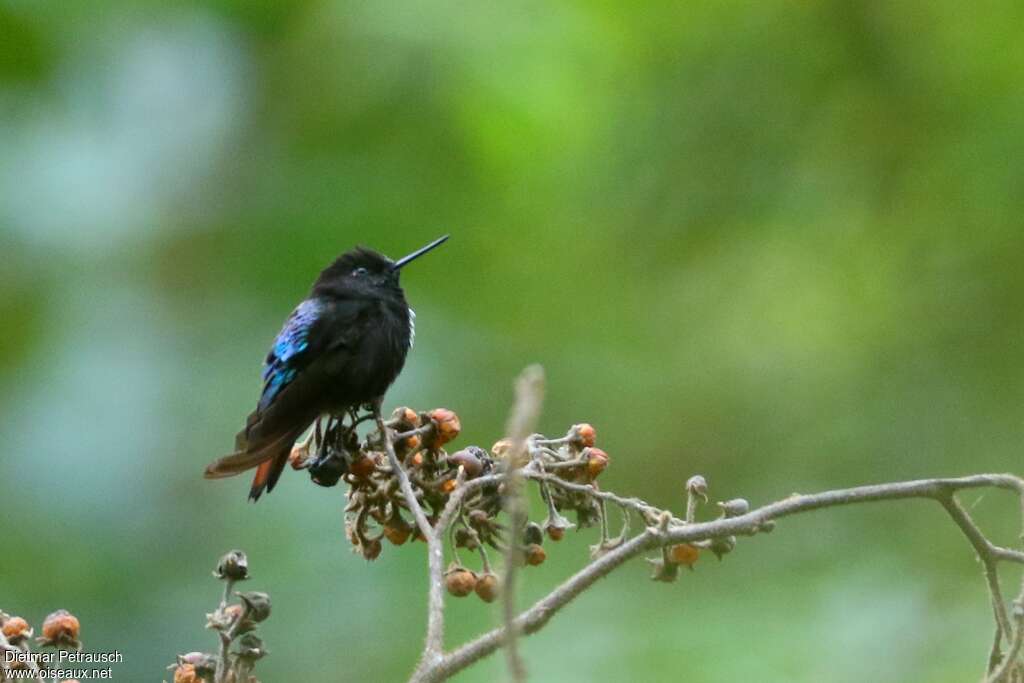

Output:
xmin=308 ymin=450 xmax=349 ymax=488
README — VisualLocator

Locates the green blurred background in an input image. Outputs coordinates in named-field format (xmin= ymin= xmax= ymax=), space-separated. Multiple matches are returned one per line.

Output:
xmin=2 ymin=1 xmax=1022 ymax=681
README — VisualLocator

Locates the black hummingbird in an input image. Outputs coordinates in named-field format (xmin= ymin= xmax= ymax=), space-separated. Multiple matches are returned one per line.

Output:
xmin=204 ymin=235 xmax=449 ymax=500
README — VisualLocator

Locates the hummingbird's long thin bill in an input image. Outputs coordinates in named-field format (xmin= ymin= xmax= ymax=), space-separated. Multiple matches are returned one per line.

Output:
xmin=393 ymin=235 xmax=450 ymax=270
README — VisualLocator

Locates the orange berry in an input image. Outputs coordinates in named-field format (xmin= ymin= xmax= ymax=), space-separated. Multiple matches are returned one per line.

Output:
xmin=392 ymin=406 xmax=421 ymax=429
xmin=428 ymin=408 xmax=461 ymax=448
xmin=174 ymin=664 xmax=200 ymax=683
xmin=585 ymin=448 xmax=609 ymax=479
xmin=573 ymin=423 xmax=597 ymax=448
xmin=669 ymin=543 xmax=700 ymax=567
xmin=349 ymin=455 xmax=376 ymax=479
xmin=40 ymin=610 xmax=79 ymax=647
xmin=444 ymin=568 xmax=477 ymax=597
xmin=402 ymin=434 xmax=422 ymax=451
xmin=546 ymin=526 xmax=565 ymax=542
xmin=410 ymin=452 xmax=424 ymax=467
xmin=440 ymin=479 xmax=457 ymax=494
xmin=2 ymin=616 xmax=30 ymax=641
xmin=383 ymin=522 xmax=411 ymax=546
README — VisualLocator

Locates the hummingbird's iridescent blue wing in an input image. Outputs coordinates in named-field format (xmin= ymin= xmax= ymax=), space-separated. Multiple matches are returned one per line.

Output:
xmin=259 ymin=299 xmax=323 ymax=410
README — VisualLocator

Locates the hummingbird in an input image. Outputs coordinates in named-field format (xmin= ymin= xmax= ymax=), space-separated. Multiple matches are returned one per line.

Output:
xmin=204 ymin=235 xmax=449 ymax=500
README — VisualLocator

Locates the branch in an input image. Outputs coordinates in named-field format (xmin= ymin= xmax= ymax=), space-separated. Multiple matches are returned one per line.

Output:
xmin=375 ymin=408 xmax=433 ymax=541
xmin=376 ymin=406 xmax=447 ymax=670
xmin=499 ymin=365 xmax=544 ymax=683
xmin=413 ymin=473 xmax=1024 ymax=683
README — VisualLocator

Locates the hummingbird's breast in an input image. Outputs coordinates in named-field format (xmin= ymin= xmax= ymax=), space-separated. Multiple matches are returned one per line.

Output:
xmin=324 ymin=297 xmax=411 ymax=408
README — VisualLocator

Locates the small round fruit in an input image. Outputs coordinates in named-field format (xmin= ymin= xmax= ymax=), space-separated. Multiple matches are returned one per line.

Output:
xmin=445 ymin=568 xmax=477 ymax=597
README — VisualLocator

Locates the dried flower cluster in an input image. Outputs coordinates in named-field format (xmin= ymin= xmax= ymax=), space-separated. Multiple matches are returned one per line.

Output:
xmin=167 ymin=550 xmax=270 ymax=683
xmin=285 ymin=406 xmax=633 ymax=600
xmin=0 ymin=609 xmax=82 ymax=681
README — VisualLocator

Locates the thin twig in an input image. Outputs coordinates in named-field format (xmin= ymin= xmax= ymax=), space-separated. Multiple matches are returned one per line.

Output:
xmin=376 ymin=407 xmax=433 ymax=540
xmin=526 ymin=470 xmax=664 ymax=525
xmin=377 ymin=405 xmax=447 ymax=672
xmin=211 ymin=577 xmax=238 ymax=683
xmin=435 ymin=473 xmax=505 ymax=533
xmin=990 ymin=620 xmax=1006 ymax=678
xmin=219 ymin=578 xmax=235 ymax=611
xmin=988 ymin=588 xmax=1024 ymax=682
xmin=940 ymin=495 xmax=1013 ymax=638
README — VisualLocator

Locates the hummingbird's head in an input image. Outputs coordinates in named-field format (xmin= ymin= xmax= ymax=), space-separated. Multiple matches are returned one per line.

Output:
xmin=312 ymin=236 xmax=449 ymax=300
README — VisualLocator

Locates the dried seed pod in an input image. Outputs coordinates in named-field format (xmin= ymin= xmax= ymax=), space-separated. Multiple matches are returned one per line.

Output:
xmin=453 ymin=527 xmax=479 ymax=550
xmin=686 ymin=475 xmax=709 ymax=501
xmin=523 ymin=543 xmax=547 ymax=566
xmin=449 ymin=447 xmax=485 ymax=478
xmin=176 ymin=652 xmax=218 ymax=674
xmin=468 ymin=509 xmax=491 ymax=528
xmin=717 ymin=498 xmax=750 ymax=518
xmin=360 ymin=537 xmax=383 ymax=560
xmin=444 ymin=567 xmax=478 ymax=597
xmin=709 ymin=535 xmax=736 ymax=560
xmin=522 ymin=522 xmax=544 ymax=546
xmin=475 ymin=573 xmax=500 ymax=603
xmin=236 ymin=633 xmax=268 ymax=661
xmin=214 ymin=550 xmax=249 ymax=581
xmin=383 ymin=514 xmax=413 ymax=546
xmin=575 ymin=500 xmax=602 ymax=528
xmin=543 ymin=511 xmax=574 ymax=541
xmin=237 ymin=592 xmax=272 ymax=622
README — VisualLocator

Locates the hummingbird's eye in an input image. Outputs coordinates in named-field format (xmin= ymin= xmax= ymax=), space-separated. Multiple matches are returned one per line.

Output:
xmin=352 ymin=267 xmax=369 ymax=278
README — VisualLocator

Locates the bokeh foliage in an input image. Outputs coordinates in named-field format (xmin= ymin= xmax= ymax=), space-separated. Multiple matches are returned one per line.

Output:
xmin=1 ymin=1 xmax=1022 ymax=680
